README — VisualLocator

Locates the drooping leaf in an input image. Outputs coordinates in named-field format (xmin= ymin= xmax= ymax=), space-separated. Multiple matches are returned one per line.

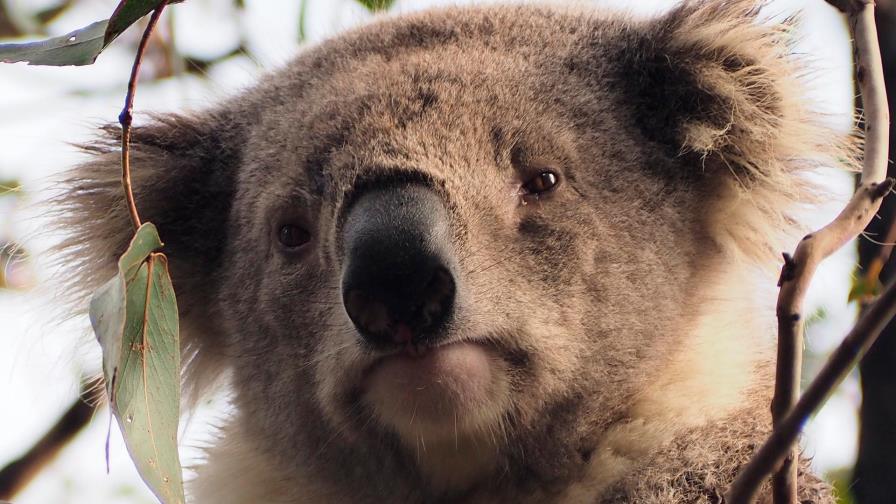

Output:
xmin=356 ymin=0 xmax=395 ymax=12
xmin=89 ymin=223 xmax=184 ymax=504
xmin=0 ymin=0 xmax=178 ymax=66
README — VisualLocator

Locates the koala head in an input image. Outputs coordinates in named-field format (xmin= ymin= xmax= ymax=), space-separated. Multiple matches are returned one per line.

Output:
xmin=59 ymin=1 xmax=855 ymax=500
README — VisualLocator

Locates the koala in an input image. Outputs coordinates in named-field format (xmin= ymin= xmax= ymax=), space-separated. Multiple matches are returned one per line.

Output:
xmin=57 ymin=1 xmax=855 ymax=502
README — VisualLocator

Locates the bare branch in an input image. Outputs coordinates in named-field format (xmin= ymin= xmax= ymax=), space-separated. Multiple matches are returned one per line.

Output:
xmin=729 ymin=271 xmax=896 ymax=503
xmin=119 ymin=2 xmax=169 ymax=231
xmin=727 ymin=1 xmax=891 ymax=502
xmin=0 ymin=377 xmax=102 ymax=499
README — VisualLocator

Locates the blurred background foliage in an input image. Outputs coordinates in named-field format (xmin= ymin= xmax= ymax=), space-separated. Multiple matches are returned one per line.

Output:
xmin=0 ymin=177 xmax=28 ymax=290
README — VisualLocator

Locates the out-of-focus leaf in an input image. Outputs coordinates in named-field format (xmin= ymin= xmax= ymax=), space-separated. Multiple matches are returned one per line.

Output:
xmin=182 ymin=44 xmax=245 ymax=76
xmin=35 ymin=1 xmax=76 ymax=26
xmin=0 ymin=178 xmax=21 ymax=197
xmin=0 ymin=0 xmax=179 ymax=66
xmin=849 ymin=259 xmax=884 ymax=303
xmin=849 ymin=276 xmax=880 ymax=303
xmin=89 ymin=223 xmax=184 ymax=504
xmin=298 ymin=0 xmax=308 ymax=42
xmin=0 ymin=2 xmax=24 ymax=38
xmin=826 ymin=467 xmax=856 ymax=504
xmin=357 ymin=0 xmax=396 ymax=12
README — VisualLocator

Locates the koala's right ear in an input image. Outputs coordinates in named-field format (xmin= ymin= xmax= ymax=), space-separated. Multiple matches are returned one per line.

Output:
xmin=56 ymin=110 xmax=243 ymax=390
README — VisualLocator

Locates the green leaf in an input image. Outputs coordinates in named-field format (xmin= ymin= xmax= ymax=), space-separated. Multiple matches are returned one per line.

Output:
xmin=0 ymin=20 xmax=108 ymax=66
xmin=89 ymin=223 xmax=184 ymax=504
xmin=0 ymin=0 xmax=177 ymax=66
xmin=356 ymin=0 xmax=395 ymax=12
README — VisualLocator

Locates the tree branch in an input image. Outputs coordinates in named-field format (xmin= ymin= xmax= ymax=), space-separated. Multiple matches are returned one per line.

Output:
xmin=0 ymin=377 xmax=102 ymax=499
xmin=729 ymin=271 xmax=896 ymax=503
xmin=727 ymin=1 xmax=891 ymax=502
xmin=119 ymin=2 xmax=169 ymax=231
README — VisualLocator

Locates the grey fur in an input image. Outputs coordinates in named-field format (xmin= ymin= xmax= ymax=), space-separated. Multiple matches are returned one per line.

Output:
xmin=55 ymin=2 xmax=854 ymax=502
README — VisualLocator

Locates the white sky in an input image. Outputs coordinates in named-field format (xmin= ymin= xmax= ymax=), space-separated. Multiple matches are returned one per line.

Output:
xmin=0 ymin=0 xmax=860 ymax=501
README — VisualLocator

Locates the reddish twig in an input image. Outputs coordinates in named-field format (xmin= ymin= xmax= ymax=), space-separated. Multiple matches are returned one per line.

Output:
xmin=119 ymin=2 xmax=169 ymax=231
xmin=727 ymin=1 xmax=891 ymax=502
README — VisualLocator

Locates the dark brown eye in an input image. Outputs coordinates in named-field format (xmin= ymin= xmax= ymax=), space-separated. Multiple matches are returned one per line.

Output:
xmin=522 ymin=171 xmax=559 ymax=195
xmin=278 ymin=224 xmax=310 ymax=249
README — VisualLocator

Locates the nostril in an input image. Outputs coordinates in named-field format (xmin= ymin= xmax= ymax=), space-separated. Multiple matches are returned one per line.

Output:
xmin=341 ymin=266 xmax=456 ymax=346
xmin=339 ymin=184 xmax=457 ymax=346
xmin=344 ymin=290 xmax=391 ymax=335
xmin=419 ymin=267 xmax=455 ymax=329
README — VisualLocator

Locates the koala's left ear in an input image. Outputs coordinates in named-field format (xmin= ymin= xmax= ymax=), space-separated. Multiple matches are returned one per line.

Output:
xmin=616 ymin=0 xmax=858 ymax=184
xmin=55 ymin=109 xmax=245 ymax=399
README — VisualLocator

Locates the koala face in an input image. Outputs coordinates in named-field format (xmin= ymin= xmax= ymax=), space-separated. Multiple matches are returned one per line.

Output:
xmin=218 ymin=23 xmax=709 ymax=481
xmin=60 ymin=2 xmax=854 ymax=501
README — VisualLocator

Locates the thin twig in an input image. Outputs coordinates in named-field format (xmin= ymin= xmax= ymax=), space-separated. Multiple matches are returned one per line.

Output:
xmin=119 ymin=2 xmax=169 ymax=231
xmin=727 ymin=1 xmax=891 ymax=502
xmin=0 ymin=377 xmax=102 ymax=499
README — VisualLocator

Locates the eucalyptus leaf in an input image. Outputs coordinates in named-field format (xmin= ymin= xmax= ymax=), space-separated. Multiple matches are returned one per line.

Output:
xmin=0 ymin=0 xmax=178 ymax=66
xmin=91 ymin=273 xmax=126 ymax=383
xmin=0 ymin=20 xmax=108 ymax=66
xmin=89 ymin=223 xmax=184 ymax=504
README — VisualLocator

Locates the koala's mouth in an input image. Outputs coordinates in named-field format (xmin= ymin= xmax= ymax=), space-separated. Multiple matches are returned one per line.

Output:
xmin=363 ymin=340 xmax=487 ymax=382
xmin=360 ymin=340 xmax=511 ymax=439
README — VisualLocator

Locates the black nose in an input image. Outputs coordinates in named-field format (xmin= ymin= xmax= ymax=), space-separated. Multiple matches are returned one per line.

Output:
xmin=341 ymin=184 xmax=456 ymax=347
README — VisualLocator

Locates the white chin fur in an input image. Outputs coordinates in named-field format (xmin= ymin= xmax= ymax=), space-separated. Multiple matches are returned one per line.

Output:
xmin=362 ymin=341 xmax=510 ymax=441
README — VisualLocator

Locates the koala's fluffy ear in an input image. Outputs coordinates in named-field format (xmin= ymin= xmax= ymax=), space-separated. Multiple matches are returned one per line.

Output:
xmin=56 ymin=111 xmax=242 ymax=398
xmin=623 ymin=0 xmax=856 ymax=171
xmin=616 ymin=0 xmax=859 ymax=257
